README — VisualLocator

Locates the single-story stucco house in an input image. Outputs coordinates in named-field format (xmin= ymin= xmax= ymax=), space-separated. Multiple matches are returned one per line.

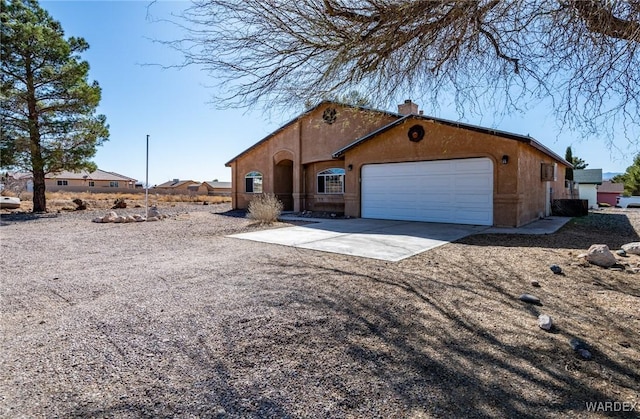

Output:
xmin=45 ymin=169 xmax=137 ymax=192
xmin=154 ymin=179 xmax=200 ymax=194
xmin=226 ymin=100 xmax=572 ymax=227
xmin=197 ymin=181 xmax=232 ymax=196
xmin=574 ymin=169 xmax=603 ymax=209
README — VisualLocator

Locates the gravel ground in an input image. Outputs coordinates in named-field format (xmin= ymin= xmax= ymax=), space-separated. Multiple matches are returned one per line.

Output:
xmin=1 ymin=204 xmax=639 ymax=418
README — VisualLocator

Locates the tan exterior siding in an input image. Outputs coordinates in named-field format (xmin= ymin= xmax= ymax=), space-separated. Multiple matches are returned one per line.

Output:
xmin=45 ymin=178 xmax=135 ymax=192
xmin=226 ymin=101 xmax=571 ymax=227
xmin=342 ymin=119 xmax=520 ymax=225
xmin=230 ymin=104 xmax=396 ymax=212
xmin=516 ymin=144 xmax=570 ymax=225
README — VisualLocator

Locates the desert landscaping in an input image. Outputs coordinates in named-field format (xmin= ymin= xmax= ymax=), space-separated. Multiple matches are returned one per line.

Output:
xmin=0 ymin=203 xmax=639 ymax=418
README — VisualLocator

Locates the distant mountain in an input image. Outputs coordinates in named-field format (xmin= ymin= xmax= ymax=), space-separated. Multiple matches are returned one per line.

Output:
xmin=603 ymin=172 xmax=623 ymax=180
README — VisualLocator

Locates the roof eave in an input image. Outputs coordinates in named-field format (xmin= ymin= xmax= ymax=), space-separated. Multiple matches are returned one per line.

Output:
xmin=226 ymin=100 xmax=404 ymax=166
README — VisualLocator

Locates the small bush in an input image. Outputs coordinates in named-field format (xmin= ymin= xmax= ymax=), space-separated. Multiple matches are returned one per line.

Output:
xmin=247 ymin=193 xmax=283 ymax=224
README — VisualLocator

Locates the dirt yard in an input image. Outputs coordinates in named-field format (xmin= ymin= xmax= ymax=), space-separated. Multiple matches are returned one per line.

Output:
xmin=1 ymin=204 xmax=638 ymax=418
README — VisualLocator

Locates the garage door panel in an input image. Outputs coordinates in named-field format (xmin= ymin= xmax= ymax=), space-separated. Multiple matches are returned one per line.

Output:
xmin=361 ymin=158 xmax=493 ymax=225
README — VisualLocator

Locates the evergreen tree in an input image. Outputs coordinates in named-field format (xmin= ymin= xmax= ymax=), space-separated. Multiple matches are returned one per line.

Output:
xmin=564 ymin=146 xmax=588 ymax=172
xmin=613 ymin=154 xmax=640 ymax=196
xmin=1 ymin=0 xmax=109 ymax=212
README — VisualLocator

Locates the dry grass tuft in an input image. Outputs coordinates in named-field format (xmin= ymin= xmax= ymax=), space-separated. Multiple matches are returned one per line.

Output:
xmin=8 ymin=191 xmax=230 ymax=212
xmin=247 ymin=193 xmax=283 ymax=224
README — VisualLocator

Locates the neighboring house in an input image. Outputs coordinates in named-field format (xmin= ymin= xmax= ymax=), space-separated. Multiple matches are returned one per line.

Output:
xmin=45 ymin=169 xmax=137 ymax=192
xmin=597 ymin=180 xmax=624 ymax=206
xmin=2 ymin=172 xmax=34 ymax=193
xmin=153 ymin=179 xmax=201 ymax=194
xmin=226 ymin=100 xmax=572 ymax=227
xmin=197 ymin=181 xmax=232 ymax=196
xmin=573 ymin=169 xmax=603 ymax=209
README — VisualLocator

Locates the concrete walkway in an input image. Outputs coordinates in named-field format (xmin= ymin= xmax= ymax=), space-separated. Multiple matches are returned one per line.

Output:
xmin=229 ymin=216 xmax=572 ymax=262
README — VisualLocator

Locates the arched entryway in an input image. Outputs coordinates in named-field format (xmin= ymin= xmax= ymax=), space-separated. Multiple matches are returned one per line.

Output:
xmin=274 ymin=158 xmax=294 ymax=211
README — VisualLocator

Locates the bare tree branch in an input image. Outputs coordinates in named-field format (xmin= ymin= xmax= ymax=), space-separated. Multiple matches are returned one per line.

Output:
xmin=152 ymin=0 xmax=640 ymax=145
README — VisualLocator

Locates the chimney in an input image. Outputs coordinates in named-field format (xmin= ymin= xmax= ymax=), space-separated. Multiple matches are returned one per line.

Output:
xmin=398 ymin=99 xmax=419 ymax=115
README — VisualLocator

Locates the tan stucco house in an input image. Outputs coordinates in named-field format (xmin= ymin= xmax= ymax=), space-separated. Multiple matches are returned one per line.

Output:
xmin=197 ymin=181 xmax=232 ymax=196
xmin=154 ymin=179 xmax=200 ymax=194
xmin=45 ymin=169 xmax=137 ymax=192
xmin=226 ymin=100 xmax=572 ymax=227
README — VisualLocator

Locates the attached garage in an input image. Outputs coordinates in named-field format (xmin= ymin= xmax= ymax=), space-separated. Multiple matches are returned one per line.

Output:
xmin=228 ymin=100 xmax=572 ymax=228
xmin=361 ymin=158 xmax=494 ymax=225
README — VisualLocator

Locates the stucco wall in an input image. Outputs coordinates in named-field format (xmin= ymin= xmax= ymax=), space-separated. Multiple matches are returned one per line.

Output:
xmin=299 ymin=105 xmax=397 ymax=164
xmin=231 ymin=122 xmax=301 ymax=209
xmin=342 ymin=119 xmax=526 ymax=226
xmin=228 ymin=105 xmax=569 ymax=226
xmin=516 ymin=144 xmax=570 ymax=225
xmin=302 ymin=161 xmax=346 ymax=213
xmin=578 ymin=184 xmax=598 ymax=209
xmin=230 ymin=104 xmax=395 ymax=211
xmin=45 ymin=179 xmax=135 ymax=192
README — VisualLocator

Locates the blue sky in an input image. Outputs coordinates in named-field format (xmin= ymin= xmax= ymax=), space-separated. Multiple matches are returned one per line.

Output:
xmin=41 ymin=0 xmax=635 ymax=185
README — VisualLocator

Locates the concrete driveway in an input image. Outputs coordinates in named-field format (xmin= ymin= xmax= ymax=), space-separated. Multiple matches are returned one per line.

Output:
xmin=229 ymin=218 xmax=488 ymax=261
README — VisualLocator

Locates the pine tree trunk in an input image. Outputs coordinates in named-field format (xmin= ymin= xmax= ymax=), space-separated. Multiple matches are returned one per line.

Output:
xmin=32 ymin=168 xmax=46 ymax=213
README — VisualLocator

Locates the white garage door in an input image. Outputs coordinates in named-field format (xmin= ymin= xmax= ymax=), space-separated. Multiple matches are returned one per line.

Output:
xmin=361 ymin=158 xmax=493 ymax=225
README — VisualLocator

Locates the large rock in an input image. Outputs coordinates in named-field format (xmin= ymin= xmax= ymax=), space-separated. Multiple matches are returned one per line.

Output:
xmin=538 ymin=314 xmax=553 ymax=331
xmin=621 ymin=242 xmax=640 ymax=255
xmin=72 ymin=198 xmax=87 ymax=210
xmin=585 ymin=244 xmax=618 ymax=268
xmin=147 ymin=206 xmax=161 ymax=218
xmin=519 ymin=294 xmax=541 ymax=305
xmin=112 ymin=198 xmax=127 ymax=209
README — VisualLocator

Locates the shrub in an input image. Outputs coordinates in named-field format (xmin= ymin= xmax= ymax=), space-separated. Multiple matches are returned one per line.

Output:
xmin=247 ymin=193 xmax=283 ymax=224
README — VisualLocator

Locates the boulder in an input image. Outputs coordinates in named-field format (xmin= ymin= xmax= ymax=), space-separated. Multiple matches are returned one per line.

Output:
xmin=585 ymin=244 xmax=618 ymax=268
xmin=519 ymin=294 xmax=541 ymax=305
xmin=102 ymin=211 xmax=118 ymax=222
xmin=147 ymin=206 xmax=161 ymax=218
xmin=72 ymin=198 xmax=87 ymax=210
xmin=112 ymin=198 xmax=127 ymax=209
xmin=538 ymin=314 xmax=553 ymax=330
xmin=550 ymin=264 xmax=563 ymax=275
xmin=569 ymin=338 xmax=592 ymax=360
xmin=621 ymin=242 xmax=640 ymax=255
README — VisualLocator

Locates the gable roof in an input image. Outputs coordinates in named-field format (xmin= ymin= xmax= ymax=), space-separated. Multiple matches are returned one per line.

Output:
xmin=203 ymin=181 xmax=232 ymax=189
xmin=225 ymin=100 xmax=571 ymax=168
xmin=46 ymin=169 xmax=137 ymax=182
xmin=225 ymin=101 xmax=399 ymax=166
xmin=332 ymin=114 xmax=571 ymax=167
xmin=155 ymin=179 xmax=199 ymax=188
xmin=597 ymin=180 xmax=623 ymax=193
xmin=574 ymin=169 xmax=603 ymax=184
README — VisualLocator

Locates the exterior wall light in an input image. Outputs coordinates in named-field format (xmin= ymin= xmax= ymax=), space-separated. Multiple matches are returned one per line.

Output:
xmin=502 ymin=155 xmax=509 ymax=164
xmin=347 ymin=164 xmax=353 ymax=171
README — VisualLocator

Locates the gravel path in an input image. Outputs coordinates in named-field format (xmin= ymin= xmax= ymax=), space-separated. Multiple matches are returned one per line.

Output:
xmin=1 ymin=204 xmax=639 ymax=418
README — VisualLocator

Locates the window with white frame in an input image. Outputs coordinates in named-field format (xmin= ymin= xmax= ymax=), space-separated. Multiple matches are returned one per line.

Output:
xmin=110 ymin=181 xmax=119 ymax=187
xmin=317 ymin=168 xmax=345 ymax=194
xmin=57 ymin=180 xmax=68 ymax=186
xmin=88 ymin=181 xmax=95 ymax=187
xmin=245 ymin=171 xmax=263 ymax=193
